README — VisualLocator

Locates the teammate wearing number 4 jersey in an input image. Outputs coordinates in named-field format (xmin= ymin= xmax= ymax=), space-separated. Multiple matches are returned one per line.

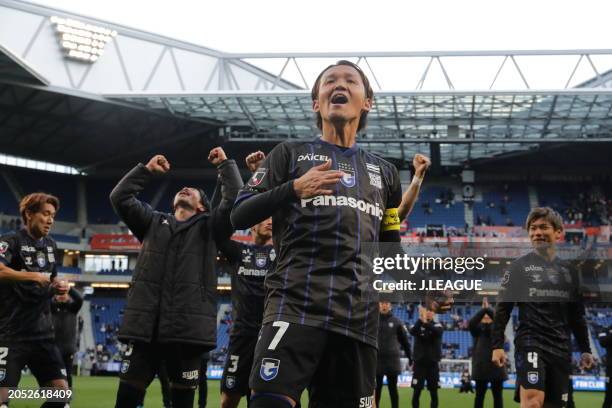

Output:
xmin=492 ymin=207 xmax=594 ymax=408
xmin=231 ymin=60 xmax=404 ymax=408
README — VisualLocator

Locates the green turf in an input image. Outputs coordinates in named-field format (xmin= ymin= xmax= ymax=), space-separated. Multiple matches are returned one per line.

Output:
xmin=7 ymin=375 xmax=605 ymax=407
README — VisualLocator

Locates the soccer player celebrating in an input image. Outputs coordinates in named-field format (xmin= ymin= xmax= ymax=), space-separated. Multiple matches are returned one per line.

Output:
xmin=491 ymin=207 xmax=594 ymax=408
xmin=231 ymin=60 xmax=407 ymax=408
xmin=218 ymin=150 xmax=274 ymax=408
xmin=110 ymin=148 xmax=242 ymax=408
xmin=469 ymin=297 xmax=506 ymax=408
xmin=375 ymin=300 xmax=412 ymax=408
xmin=398 ymin=154 xmax=431 ymax=220
xmin=410 ymin=306 xmax=443 ymax=408
xmin=0 ymin=193 xmax=70 ymax=408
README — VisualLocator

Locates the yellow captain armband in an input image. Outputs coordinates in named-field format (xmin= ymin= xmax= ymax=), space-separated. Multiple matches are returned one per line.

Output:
xmin=382 ymin=207 xmax=401 ymax=231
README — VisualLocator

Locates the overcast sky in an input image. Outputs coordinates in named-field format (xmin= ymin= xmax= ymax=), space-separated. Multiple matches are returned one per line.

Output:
xmin=29 ymin=0 xmax=612 ymax=89
xmin=30 ymin=0 xmax=612 ymax=52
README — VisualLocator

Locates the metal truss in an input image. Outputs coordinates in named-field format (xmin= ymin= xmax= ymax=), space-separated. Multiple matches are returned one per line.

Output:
xmin=228 ymin=50 xmax=612 ymax=91
xmin=108 ymin=89 xmax=612 ymax=165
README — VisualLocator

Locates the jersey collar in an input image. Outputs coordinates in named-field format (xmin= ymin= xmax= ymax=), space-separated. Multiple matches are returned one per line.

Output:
xmin=314 ymin=136 xmax=359 ymax=157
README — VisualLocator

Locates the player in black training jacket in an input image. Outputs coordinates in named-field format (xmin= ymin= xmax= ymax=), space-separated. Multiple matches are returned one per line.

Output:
xmin=51 ymin=286 xmax=83 ymax=393
xmin=0 ymin=193 xmax=70 ymax=408
xmin=231 ymin=60 xmax=405 ymax=408
xmin=219 ymin=151 xmax=275 ymax=408
xmin=410 ymin=306 xmax=443 ymax=408
xmin=469 ymin=297 xmax=506 ymax=408
xmin=375 ymin=300 xmax=412 ymax=408
xmin=491 ymin=207 xmax=594 ymax=408
xmin=110 ymin=148 xmax=242 ymax=408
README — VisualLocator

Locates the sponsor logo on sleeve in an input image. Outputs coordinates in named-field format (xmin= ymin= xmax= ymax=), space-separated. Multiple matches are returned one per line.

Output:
xmin=248 ymin=168 xmax=267 ymax=187
xmin=0 ymin=241 xmax=8 ymax=258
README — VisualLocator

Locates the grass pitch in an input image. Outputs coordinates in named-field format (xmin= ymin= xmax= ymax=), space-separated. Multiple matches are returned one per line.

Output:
xmin=8 ymin=375 xmax=604 ymax=407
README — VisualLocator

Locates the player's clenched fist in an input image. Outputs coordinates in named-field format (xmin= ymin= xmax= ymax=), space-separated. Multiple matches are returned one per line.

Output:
xmin=145 ymin=155 xmax=170 ymax=174
xmin=413 ymin=154 xmax=431 ymax=178
xmin=246 ymin=151 xmax=265 ymax=172
xmin=293 ymin=160 xmax=343 ymax=199
xmin=491 ymin=348 xmax=506 ymax=368
xmin=208 ymin=147 xmax=228 ymax=166
xmin=51 ymin=279 xmax=69 ymax=295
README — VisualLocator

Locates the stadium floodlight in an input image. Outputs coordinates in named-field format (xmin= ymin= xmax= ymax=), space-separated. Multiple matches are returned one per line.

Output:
xmin=50 ymin=16 xmax=116 ymax=63
xmin=0 ymin=153 xmax=84 ymax=175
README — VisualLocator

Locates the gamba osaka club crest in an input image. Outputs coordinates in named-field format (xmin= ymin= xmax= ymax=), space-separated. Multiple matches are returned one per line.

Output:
xmin=260 ymin=358 xmax=280 ymax=381
xmin=255 ymin=252 xmax=268 ymax=268
xmin=338 ymin=162 xmax=355 ymax=188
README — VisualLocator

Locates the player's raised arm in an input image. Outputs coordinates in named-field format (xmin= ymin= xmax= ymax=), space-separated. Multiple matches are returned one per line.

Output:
xmin=398 ymin=154 xmax=430 ymax=220
xmin=207 ymin=147 xmax=244 ymax=245
xmin=109 ymin=154 xmax=168 ymax=241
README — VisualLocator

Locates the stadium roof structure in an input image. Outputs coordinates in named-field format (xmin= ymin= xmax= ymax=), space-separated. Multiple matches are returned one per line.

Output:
xmin=1 ymin=0 xmax=612 ymax=171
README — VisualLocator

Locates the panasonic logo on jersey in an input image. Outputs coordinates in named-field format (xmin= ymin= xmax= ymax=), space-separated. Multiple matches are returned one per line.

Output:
xmin=297 ymin=153 xmax=329 ymax=162
xmin=237 ymin=266 xmax=267 ymax=277
xmin=300 ymin=195 xmax=383 ymax=220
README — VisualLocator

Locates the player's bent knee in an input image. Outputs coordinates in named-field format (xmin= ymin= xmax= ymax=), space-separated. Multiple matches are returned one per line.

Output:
xmin=250 ymin=392 xmax=295 ymax=408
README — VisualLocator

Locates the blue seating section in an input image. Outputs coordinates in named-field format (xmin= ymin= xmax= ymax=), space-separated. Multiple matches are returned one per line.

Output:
xmin=11 ymin=167 xmax=78 ymax=222
xmin=0 ymin=174 xmax=17 ymax=216
xmin=90 ymin=297 xmax=126 ymax=356
xmin=474 ymin=184 xmax=530 ymax=226
xmin=408 ymin=186 xmax=465 ymax=228
xmin=58 ymin=266 xmax=81 ymax=274
xmin=87 ymin=178 xmax=121 ymax=224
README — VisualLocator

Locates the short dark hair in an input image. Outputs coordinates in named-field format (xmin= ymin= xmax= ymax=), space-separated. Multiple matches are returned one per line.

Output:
xmin=311 ymin=60 xmax=374 ymax=133
xmin=19 ymin=192 xmax=60 ymax=224
xmin=525 ymin=207 xmax=564 ymax=231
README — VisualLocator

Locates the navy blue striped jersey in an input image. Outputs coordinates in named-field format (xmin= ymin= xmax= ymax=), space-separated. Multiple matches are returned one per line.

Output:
xmin=492 ymin=251 xmax=591 ymax=359
xmin=220 ymin=240 xmax=274 ymax=336
xmin=0 ymin=228 xmax=58 ymax=341
xmin=235 ymin=138 xmax=402 ymax=346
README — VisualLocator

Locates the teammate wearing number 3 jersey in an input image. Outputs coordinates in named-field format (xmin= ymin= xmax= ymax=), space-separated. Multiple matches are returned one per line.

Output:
xmin=231 ymin=60 xmax=403 ymax=408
